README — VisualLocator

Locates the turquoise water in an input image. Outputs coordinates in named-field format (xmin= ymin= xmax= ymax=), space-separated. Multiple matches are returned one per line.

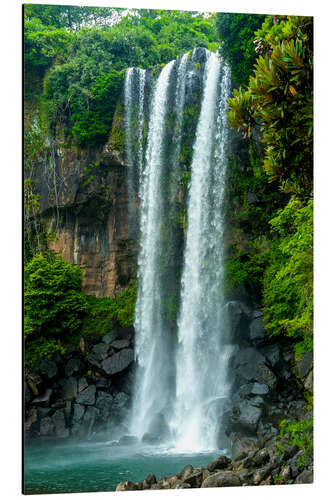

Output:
xmin=24 ymin=440 xmax=218 ymax=494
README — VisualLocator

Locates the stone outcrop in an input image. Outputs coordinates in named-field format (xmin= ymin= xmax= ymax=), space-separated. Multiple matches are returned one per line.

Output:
xmin=24 ymin=326 xmax=136 ymax=441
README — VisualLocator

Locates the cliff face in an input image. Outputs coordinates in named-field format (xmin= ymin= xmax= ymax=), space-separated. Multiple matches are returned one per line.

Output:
xmin=27 ymin=111 xmax=137 ymax=298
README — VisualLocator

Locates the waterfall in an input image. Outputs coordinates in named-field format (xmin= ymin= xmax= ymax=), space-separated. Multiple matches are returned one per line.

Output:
xmin=130 ymin=60 xmax=176 ymax=440
xmin=124 ymin=67 xmax=146 ymax=235
xmin=125 ymin=49 xmax=232 ymax=451
xmin=171 ymin=53 xmax=233 ymax=451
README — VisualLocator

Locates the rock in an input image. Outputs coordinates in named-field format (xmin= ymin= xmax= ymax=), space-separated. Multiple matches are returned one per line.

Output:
xmin=112 ymin=392 xmax=129 ymax=410
xmin=32 ymin=388 xmax=53 ymax=406
xmin=72 ymin=403 xmax=85 ymax=422
xmin=295 ymin=468 xmax=313 ymax=484
xmin=255 ymin=363 xmax=277 ymax=390
xmin=143 ymin=474 xmax=157 ymax=489
xmin=249 ymin=396 xmax=265 ymax=407
xmin=183 ymin=469 xmax=203 ymax=488
xmin=116 ymin=481 xmax=139 ymax=491
xmin=253 ymin=448 xmax=270 ymax=467
xmin=222 ymin=301 xmax=249 ymax=343
xmin=249 ymin=317 xmax=266 ymax=345
xmin=304 ymin=369 xmax=313 ymax=393
xmin=297 ymin=352 xmax=313 ymax=379
xmin=237 ymin=401 xmax=262 ymax=434
xmin=102 ymin=349 xmax=134 ymax=375
xmin=230 ymin=433 xmax=258 ymax=461
xmin=38 ymin=358 xmax=58 ymax=378
xmin=24 ymin=407 xmax=38 ymax=432
xmin=95 ymin=391 xmax=113 ymax=419
xmin=102 ymin=331 xmax=118 ymax=344
xmin=207 ymin=456 xmax=232 ymax=472
xmin=180 ymin=464 xmax=193 ymax=480
xmin=24 ymin=382 xmax=32 ymax=404
xmin=88 ymin=343 xmax=110 ymax=369
xmin=201 ymin=471 xmax=241 ymax=488
xmin=40 ymin=416 xmax=55 ymax=436
xmin=261 ymin=344 xmax=281 ymax=369
xmin=82 ymin=406 xmax=99 ymax=437
xmin=110 ymin=339 xmax=130 ymax=350
xmin=60 ymin=377 xmax=78 ymax=401
xmin=78 ymin=376 xmax=88 ymax=393
xmin=173 ymin=480 xmax=191 ymax=489
xmin=252 ymin=463 xmax=273 ymax=485
xmin=76 ymin=385 xmax=96 ymax=406
xmin=251 ymin=382 xmax=269 ymax=395
xmin=280 ymin=465 xmax=291 ymax=482
xmin=52 ymin=410 xmax=69 ymax=438
xmin=118 ymin=435 xmax=139 ymax=446
xmin=65 ymin=358 xmax=84 ymax=377
xmin=239 ymin=384 xmax=253 ymax=398
xmin=233 ymin=348 xmax=266 ymax=382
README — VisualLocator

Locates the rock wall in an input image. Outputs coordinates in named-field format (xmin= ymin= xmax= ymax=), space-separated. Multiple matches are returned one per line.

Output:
xmin=27 ymin=111 xmax=137 ymax=298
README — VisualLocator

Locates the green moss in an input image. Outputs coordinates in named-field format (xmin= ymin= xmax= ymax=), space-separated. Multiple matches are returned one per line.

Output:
xmin=195 ymin=62 xmax=201 ymax=71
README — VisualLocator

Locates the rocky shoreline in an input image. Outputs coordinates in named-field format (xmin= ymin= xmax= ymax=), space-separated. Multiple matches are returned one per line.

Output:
xmin=116 ymin=439 xmax=313 ymax=491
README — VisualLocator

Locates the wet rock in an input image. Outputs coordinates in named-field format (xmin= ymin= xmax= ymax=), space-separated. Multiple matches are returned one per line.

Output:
xmin=252 ymin=463 xmax=273 ymax=485
xmin=237 ymin=401 xmax=262 ymax=434
xmin=261 ymin=344 xmax=281 ymax=369
xmin=304 ymin=369 xmax=313 ymax=393
xmin=102 ymin=348 xmax=134 ymax=375
xmin=82 ymin=406 xmax=99 ymax=438
xmin=24 ymin=382 xmax=32 ymax=404
xmin=112 ymin=391 xmax=130 ymax=410
xmin=207 ymin=456 xmax=231 ymax=472
xmin=142 ymin=432 xmax=162 ymax=445
xmin=249 ymin=316 xmax=266 ymax=345
xmin=110 ymin=339 xmax=130 ymax=350
xmin=201 ymin=471 xmax=241 ymax=488
xmin=72 ymin=403 xmax=85 ymax=422
xmin=118 ymin=435 xmax=139 ymax=446
xmin=32 ymin=388 xmax=53 ymax=406
xmin=52 ymin=410 xmax=69 ymax=438
xmin=76 ymin=384 xmax=96 ymax=406
xmin=180 ymin=464 xmax=193 ymax=480
xmin=173 ymin=480 xmax=191 ymax=489
xmin=65 ymin=358 xmax=84 ymax=377
xmin=102 ymin=331 xmax=118 ymax=344
xmin=280 ymin=465 xmax=291 ymax=482
xmin=184 ymin=469 xmax=203 ymax=488
xmin=78 ymin=376 xmax=88 ymax=393
xmin=142 ymin=473 xmax=157 ymax=489
xmin=95 ymin=391 xmax=113 ymax=419
xmin=40 ymin=416 xmax=55 ymax=436
xmin=60 ymin=376 xmax=78 ymax=401
xmin=222 ymin=301 xmax=249 ymax=343
xmin=239 ymin=384 xmax=253 ymax=398
xmin=251 ymin=382 xmax=269 ymax=395
xmin=24 ymin=407 xmax=38 ymax=432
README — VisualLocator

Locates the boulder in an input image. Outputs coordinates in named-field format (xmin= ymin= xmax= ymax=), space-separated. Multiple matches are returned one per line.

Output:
xmin=304 ymin=369 xmax=313 ymax=394
xmin=261 ymin=344 xmax=281 ymax=369
xmin=82 ymin=406 xmax=99 ymax=437
xmin=251 ymin=383 xmax=269 ymax=395
xmin=237 ymin=401 xmax=262 ymax=434
xmin=52 ymin=410 xmax=69 ymax=438
xmin=207 ymin=456 xmax=231 ymax=472
xmin=143 ymin=474 xmax=157 ymax=489
xmin=222 ymin=301 xmax=249 ymax=343
xmin=173 ymin=480 xmax=191 ymax=489
xmin=201 ymin=471 xmax=241 ymax=488
xmin=102 ymin=349 xmax=134 ymax=375
xmin=295 ymin=468 xmax=313 ymax=484
xmin=60 ymin=377 xmax=78 ymax=401
xmin=230 ymin=433 xmax=258 ymax=461
xmin=78 ymin=376 xmax=88 ymax=393
xmin=112 ymin=392 xmax=130 ymax=410
xmin=95 ymin=391 xmax=114 ymax=420
xmin=118 ymin=435 xmax=139 ymax=446
xmin=40 ymin=416 xmax=55 ymax=436
xmin=32 ymin=388 xmax=53 ymax=406
xmin=24 ymin=382 xmax=32 ymax=404
xmin=239 ymin=384 xmax=253 ymax=398
xmin=72 ymin=403 xmax=85 ymax=423
xmin=102 ymin=331 xmax=118 ymax=344
xmin=110 ymin=339 xmax=130 ymax=350
xmin=76 ymin=385 xmax=96 ymax=406
xmin=233 ymin=347 xmax=266 ymax=382
xmin=183 ymin=469 xmax=203 ymax=488
xmin=38 ymin=358 xmax=58 ymax=379
xmin=65 ymin=358 xmax=84 ymax=377
xmin=249 ymin=317 xmax=266 ymax=345
xmin=116 ymin=481 xmax=139 ymax=492
xmin=142 ymin=432 xmax=162 ymax=445
xmin=255 ymin=363 xmax=277 ymax=390
xmin=297 ymin=352 xmax=313 ymax=379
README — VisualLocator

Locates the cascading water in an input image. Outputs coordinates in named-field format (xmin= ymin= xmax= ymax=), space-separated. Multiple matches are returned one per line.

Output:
xmin=171 ymin=52 xmax=233 ymax=451
xmin=130 ymin=60 xmax=177 ymax=440
xmin=126 ymin=49 xmax=232 ymax=451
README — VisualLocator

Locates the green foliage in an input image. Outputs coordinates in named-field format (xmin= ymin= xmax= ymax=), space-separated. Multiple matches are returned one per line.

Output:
xmin=228 ymin=16 xmax=313 ymax=197
xmin=277 ymin=418 xmax=313 ymax=459
xmin=81 ymin=282 xmax=137 ymax=338
xmin=25 ymin=7 xmax=218 ymax=148
xmin=24 ymin=253 xmax=88 ymax=339
xmin=216 ymin=13 xmax=266 ymax=86
xmin=263 ymin=198 xmax=313 ymax=358
xmin=25 ymin=337 xmax=66 ymax=370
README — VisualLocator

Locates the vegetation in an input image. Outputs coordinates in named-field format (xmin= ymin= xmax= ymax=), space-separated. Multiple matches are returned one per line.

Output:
xmin=25 ymin=5 xmax=218 ymax=148
xmin=224 ymin=15 xmax=313 ymax=356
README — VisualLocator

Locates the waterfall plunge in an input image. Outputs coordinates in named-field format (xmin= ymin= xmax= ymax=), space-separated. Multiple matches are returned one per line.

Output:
xmin=126 ymin=50 xmax=233 ymax=451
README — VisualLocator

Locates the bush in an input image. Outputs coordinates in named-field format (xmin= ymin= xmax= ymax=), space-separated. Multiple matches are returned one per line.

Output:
xmin=24 ymin=253 xmax=88 ymax=339
xmin=263 ymin=198 xmax=313 ymax=358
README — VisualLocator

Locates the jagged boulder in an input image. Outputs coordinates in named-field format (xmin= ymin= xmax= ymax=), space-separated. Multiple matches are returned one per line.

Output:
xmin=201 ymin=471 xmax=241 ymax=488
xmin=76 ymin=384 xmax=96 ymax=406
xmin=102 ymin=348 xmax=134 ymax=375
